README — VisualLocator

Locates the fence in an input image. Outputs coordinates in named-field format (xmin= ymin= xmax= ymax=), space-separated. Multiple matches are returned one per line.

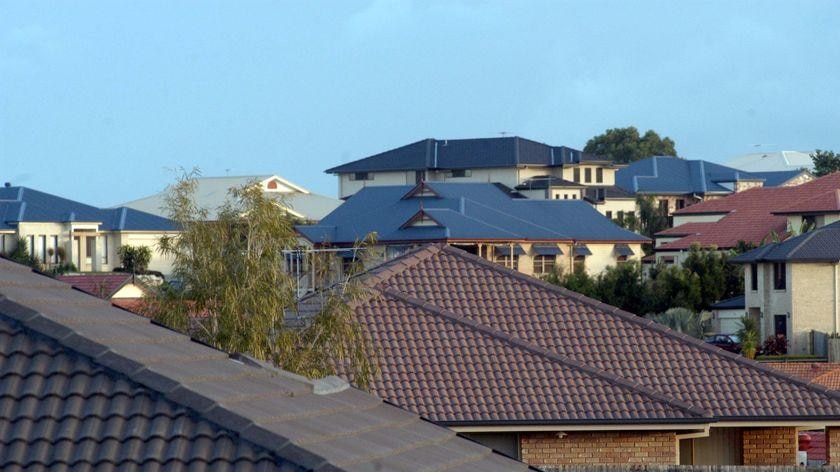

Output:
xmin=541 ymin=467 xmax=838 ymax=472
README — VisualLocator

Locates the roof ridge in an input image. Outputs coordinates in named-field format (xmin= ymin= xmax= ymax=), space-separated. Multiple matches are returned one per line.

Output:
xmin=380 ymin=287 xmax=711 ymax=421
xmin=434 ymin=245 xmax=840 ymax=402
xmin=0 ymin=298 xmax=292 ymax=467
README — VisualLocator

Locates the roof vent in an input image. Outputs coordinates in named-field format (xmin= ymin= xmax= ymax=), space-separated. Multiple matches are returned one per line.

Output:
xmin=4 ymin=182 xmax=10 ymax=187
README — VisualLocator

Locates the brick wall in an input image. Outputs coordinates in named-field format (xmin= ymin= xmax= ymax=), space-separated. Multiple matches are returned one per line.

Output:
xmin=742 ymin=427 xmax=797 ymax=465
xmin=827 ymin=427 xmax=840 ymax=465
xmin=519 ymin=431 xmax=677 ymax=466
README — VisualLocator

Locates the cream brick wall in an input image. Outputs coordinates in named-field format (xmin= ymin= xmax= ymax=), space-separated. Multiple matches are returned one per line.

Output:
xmin=791 ymin=263 xmax=839 ymax=354
xmin=742 ymin=427 xmax=797 ymax=465
xmin=520 ymin=431 xmax=677 ymax=466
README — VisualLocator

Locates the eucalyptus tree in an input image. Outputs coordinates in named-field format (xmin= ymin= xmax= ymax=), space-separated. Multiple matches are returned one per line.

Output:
xmin=146 ymin=172 xmax=378 ymax=389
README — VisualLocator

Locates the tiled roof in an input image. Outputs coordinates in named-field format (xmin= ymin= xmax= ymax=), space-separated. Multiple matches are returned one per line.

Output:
xmin=765 ymin=363 xmax=840 ymax=390
xmin=0 ymin=257 xmax=528 ymax=472
xmin=296 ymin=182 xmax=648 ymax=245
xmin=325 ymin=244 xmax=840 ymax=423
xmin=325 ymin=137 xmax=604 ymax=174
xmin=657 ymin=172 xmax=840 ymax=251
xmin=773 ymin=188 xmax=840 ymax=214
xmin=0 ymin=186 xmax=175 ymax=232
xmin=730 ymin=221 xmax=840 ymax=263
xmin=119 ymin=175 xmax=341 ymax=222
xmin=55 ymin=273 xmax=134 ymax=299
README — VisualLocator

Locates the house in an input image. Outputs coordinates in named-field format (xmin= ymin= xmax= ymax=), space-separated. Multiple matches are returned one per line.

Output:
xmin=0 ymin=184 xmax=177 ymax=275
xmin=56 ymin=272 xmax=149 ymax=312
xmin=725 ymin=150 xmax=815 ymax=173
xmin=615 ymin=156 xmax=813 ymax=217
xmin=298 ymin=244 xmax=840 ymax=467
xmin=653 ymin=172 xmax=840 ymax=264
xmin=0 ymin=256 xmax=528 ymax=472
xmin=513 ymin=176 xmax=638 ymax=219
xmin=766 ymin=363 xmax=840 ymax=390
xmin=730 ymin=221 xmax=840 ymax=356
xmin=295 ymin=181 xmax=648 ymax=283
xmin=709 ymin=295 xmax=746 ymax=334
xmin=325 ymin=136 xmax=620 ymax=199
xmin=120 ymin=174 xmax=341 ymax=222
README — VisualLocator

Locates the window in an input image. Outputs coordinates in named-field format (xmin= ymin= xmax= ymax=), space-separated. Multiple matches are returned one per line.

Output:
xmin=86 ymin=237 xmax=95 ymax=266
xmin=676 ymin=199 xmax=686 ymax=210
xmin=572 ymin=194 xmax=577 ymax=199
xmin=51 ymin=236 xmax=59 ymax=264
xmin=99 ymin=236 xmax=108 ymax=265
xmin=616 ymin=255 xmax=628 ymax=264
xmin=553 ymin=194 xmax=559 ymax=199
xmin=596 ymin=168 xmax=603 ymax=183
xmin=584 ymin=168 xmax=592 ymax=183
xmin=27 ymin=236 xmax=35 ymax=257
xmin=658 ymin=199 xmax=669 ymax=213
xmin=564 ymin=195 xmax=569 ymax=200
xmin=573 ymin=168 xmax=580 ymax=182
xmin=617 ymin=210 xmax=624 ymax=221
xmin=532 ymin=255 xmax=556 ymax=275
xmin=606 ymin=211 xmax=613 ymax=220
xmin=773 ymin=262 xmax=786 ymax=290
xmin=494 ymin=255 xmax=519 ymax=271
xmin=38 ymin=235 xmax=46 ymax=262
xmin=750 ymin=263 xmax=758 ymax=291
xmin=449 ymin=169 xmax=471 ymax=178
xmin=573 ymin=255 xmax=585 ymax=274
xmin=350 ymin=172 xmax=372 ymax=181
xmin=415 ymin=170 xmax=426 ymax=184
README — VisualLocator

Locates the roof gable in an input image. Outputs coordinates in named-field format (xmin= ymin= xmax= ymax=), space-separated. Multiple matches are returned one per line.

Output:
xmin=345 ymin=244 xmax=840 ymax=422
xmin=0 ymin=257 xmax=527 ymax=472
xmin=296 ymin=183 xmax=648 ymax=245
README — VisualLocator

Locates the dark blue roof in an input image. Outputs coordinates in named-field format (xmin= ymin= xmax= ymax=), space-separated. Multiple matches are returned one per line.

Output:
xmin=296 ymin=182 xmax=648 ymax=245
xmin=730 ymin=221 xmax=840 ymax=264
xmin=615 ymin=156 xmax=792 ymax=196
xmin=747 ymin=170 xmax=808 ymax=187
xmin=710 ymin=295 xmax=745 ymax=309
xmin=0 ymin=186 xmax=176 ymax=231
xmin=325 ymin=137 xmax=605 ymax=173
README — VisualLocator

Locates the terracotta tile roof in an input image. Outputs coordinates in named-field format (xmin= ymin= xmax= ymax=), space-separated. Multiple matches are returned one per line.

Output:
xmin=773 ymin=188 xmax=840 ymax=214
xmin=330 ymin=244 xmax=840 ymax=425
xmin=56 ymin=273 xmax=134 ymax=299
xmin=658 ymin=172 xmax=840 ymax=250
xmin=0 ymin=257 xmax=528 ymax=472
xmin=765 ymin=362 xmax=840 ymax=390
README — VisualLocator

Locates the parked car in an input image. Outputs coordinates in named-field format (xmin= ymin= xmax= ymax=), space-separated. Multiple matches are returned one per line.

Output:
xmin=704 ymin=334 xmax=741 ymax=353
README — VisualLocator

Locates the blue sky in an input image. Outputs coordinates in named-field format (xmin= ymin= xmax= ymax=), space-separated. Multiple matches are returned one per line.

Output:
xmin=2 ymin=1 xmax=839 ymax=206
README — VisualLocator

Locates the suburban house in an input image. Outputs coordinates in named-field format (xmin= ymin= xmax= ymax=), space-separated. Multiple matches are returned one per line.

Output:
xmin=725 ymin=150 xmax=815 ymax=172
xmin=709 ymin=295 xmax=746 ymax=334
xmin=0 ymin=184 xmax=177 ymax=275
xmin=120 ymin=174 xmax=341 ymax=222
xmin=295 ymin=181 xmax=647 ymax=287
xmin=615 ymin=156 xmax=813 ymax=217
xmin=56 ymin=272 xmax=149 ymax=312
xmin=0 ymin=257 xmax=528 ymax=472
xmin=325 ymin=136 xmax=632 ymax=212
xmin=767 ymin=363 xmax=840 ymax=391
xmin=730 ymin=221 xmax=840 ymax=356
xmin=654 ymin=172 xmax=840 ymax=265
xmin=298 ymin=244 xmax=840 ymax=467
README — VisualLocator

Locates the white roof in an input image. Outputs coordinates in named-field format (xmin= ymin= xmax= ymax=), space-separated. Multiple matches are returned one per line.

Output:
xmin=118 ymin=175 xmax=341 ymax=221
xmin=723 ymin=151 xmax=814 ymax=172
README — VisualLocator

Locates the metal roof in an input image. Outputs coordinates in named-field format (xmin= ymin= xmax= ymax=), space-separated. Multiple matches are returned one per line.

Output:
xmin=730 ymin=221 xmax=840 ymax=264
xmin=0 ymin=186 xmax=175 ymax=231
xmin=296 ymin=182 xmax=648 ymax=245
xmin=325 ymin=137 xmax=606 ymax=174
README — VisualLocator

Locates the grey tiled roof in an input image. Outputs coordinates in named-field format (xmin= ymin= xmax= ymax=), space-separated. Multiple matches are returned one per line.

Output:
xmin=0 ymin=257 xmax=528 ymax=472
xmin=731 ymin=221 xmax=840 ymax=264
